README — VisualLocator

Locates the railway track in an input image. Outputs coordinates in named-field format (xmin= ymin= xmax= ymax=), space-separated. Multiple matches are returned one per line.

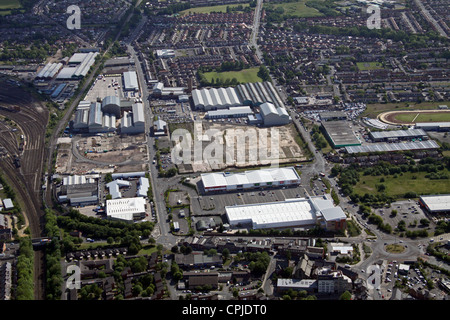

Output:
xmin=0 ymin=82 xmax=49 ymax=300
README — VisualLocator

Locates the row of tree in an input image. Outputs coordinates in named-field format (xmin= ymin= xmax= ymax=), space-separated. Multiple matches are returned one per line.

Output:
xmin=15 ymin=237 xmax=34 ymax=300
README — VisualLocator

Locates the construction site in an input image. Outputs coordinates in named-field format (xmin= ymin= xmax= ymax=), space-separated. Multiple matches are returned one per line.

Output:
xmin=55 ymin=133 xmax=149 ymax=175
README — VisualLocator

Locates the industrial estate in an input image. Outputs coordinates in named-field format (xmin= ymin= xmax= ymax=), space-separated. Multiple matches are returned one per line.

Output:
xmin=0 ymin=0 xmax=449 ymax=307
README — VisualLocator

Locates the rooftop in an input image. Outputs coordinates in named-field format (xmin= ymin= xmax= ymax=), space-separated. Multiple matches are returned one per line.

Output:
xmin=420 ymin=194 xmax=450 ymax=212
xmin=322 ymin=121 xmax=361 ymax=148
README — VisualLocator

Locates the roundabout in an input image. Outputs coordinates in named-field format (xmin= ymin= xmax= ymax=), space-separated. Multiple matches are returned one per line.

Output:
xmin=384 ymin=243 xmax=406 ymax=254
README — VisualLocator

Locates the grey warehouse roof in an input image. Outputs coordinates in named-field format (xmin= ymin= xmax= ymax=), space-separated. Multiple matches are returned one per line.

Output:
xmin=370 ymin=129 xmax=427 ymax=139
xmin=345 ymin=140 xmax=439 ymax=154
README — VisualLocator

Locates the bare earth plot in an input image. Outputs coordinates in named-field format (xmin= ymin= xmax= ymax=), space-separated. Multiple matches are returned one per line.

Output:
xmin=176 ymin=122 xmax=308 ymax=173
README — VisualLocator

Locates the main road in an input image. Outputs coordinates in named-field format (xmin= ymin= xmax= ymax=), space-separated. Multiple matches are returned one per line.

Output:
xmin=126 ymin=33 xmax=178 ymax=249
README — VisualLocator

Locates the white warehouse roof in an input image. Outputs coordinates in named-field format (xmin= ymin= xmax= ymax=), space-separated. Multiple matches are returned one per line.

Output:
xmin=123 ymin=71 xmax=139 ymax=91
xmin=226 ymin=196 xmax=346 ymax=230
xmin=201 ymin=167 xmax=300 ymax=190
xmin=226 ymin=198 xmax=317 ymax=229
xmin=420 ymin=194 xmax=450 ymax=213
xmin=106 ymin=197 xmax=146 ymax=221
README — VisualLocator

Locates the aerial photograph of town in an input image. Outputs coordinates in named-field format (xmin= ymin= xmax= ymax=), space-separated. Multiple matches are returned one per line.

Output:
xmin=0 ymin=0 xmax=449 ymax=313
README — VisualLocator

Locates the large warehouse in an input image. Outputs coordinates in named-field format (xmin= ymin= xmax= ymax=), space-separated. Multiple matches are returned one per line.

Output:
xmin=56 ymin=52 xmax=99 ymax=80
xmin=201 ymin=167 xmax=300 ymax=193
xmin=345 ymin=140 xmax=440 ymax=154
xmin=106 ymin=197 xmax=146 ymax=222
xmin=415 ymin=122 xmax=450 ymax=132
xmin=225 ymin=196 xmax=347 ymax=231
xmin=370 ymin=128 xmax=428 ymax=142
xmin=321 ymin=121 xmax=361 ymax=148
xmin=205 ymin=106 xmax=253 ymax=119
xmin=121 ymin=103 xmax=145 ymax=134
xmin=192 ymin=81 xmax=285 ymax=111
xmin=192 ymin=87 xmax=241 ymax=110
xmin=259 ymin=102 xmax=291 ymax=126
xmin=419 ymin=194 xmax=450 ymax=214
xmin=123 ymin=71 xmax=139 ymax=91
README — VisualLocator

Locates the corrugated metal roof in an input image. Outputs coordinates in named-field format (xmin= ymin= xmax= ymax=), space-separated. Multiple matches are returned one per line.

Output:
xmin=345 ymin=140 xmax=439 ymax=154
xmin=370 ymin=129 xmax=427 ymax=139
xmin=132 ymin=103 xmax=145 ymax=124
xmin=123 ymin=71 xmax=139 ymax=90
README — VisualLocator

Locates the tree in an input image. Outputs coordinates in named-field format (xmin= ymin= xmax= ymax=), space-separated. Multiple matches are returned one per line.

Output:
xmin=221 ymin=248 xmax=230 ymax=261
xmin=257 ymin=65 xmax=271 ymax=82
xmin=339 ymin=291 xmax=352 ymax=300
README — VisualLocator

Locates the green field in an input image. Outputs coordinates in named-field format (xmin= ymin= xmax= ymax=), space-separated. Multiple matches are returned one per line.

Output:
xmin=265 ymin=0 xmax=323 ymax=18
xmin=180 ymin=3 xmax=250 ymax=15
xmin=204 ymin=67 xmax=262 ymax=84
xmin=361 ymin=101 xmax=450 ymax=119
xmin=354 ymin=170 xmax=450 ymax=198
xmin=356 ymin=62 xmax=384 ymax=71
xmin=0 ymin=0 xmax=21 ymax=15
xmin=0 ymin=0 xmax=21 ymax=10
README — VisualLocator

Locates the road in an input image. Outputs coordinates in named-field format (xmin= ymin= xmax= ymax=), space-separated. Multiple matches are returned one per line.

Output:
xmin=126 ymin=41 xmax=178 ymax=250
xmin=250 ymin=0 xmax=264 ymax=61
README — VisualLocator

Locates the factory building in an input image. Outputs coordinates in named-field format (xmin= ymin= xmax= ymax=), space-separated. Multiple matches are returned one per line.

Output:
xmin=236 ymin=81 xmax=285 ymax=109
xmin=153 ymin=119 xmax=168 ymax=136
xmin=123 ymin=71 xmax=139 ymax=92
xmin=120 ymin=103 xmax=145 ymax=134
xmin=369 ymin=128 xmax=428 ymax=142
xmin=321 ymin=121 xmax=361 ymax=148
xmin=192 ymin=81 xmax=285 ymax=111
xmin=415 ymin=122 xmax=450 ymax=132
xmin=320 ymin=111 xmax=347 ymax=122
xmin=106 ymin=197 xmax=146 ymax=222
xmin=225 ymin=196 xmax=347 ymax=231
xmin=87 ymin=102 xmax=116 ymax=133
xmin=201 ymin=167 xmax=300 ymax=194
xmin=205 ymin=106 xmax=253 ymax=119
xmin=137 ymin=177 xmax=150 ymax=198
xmin=345 ymin=140 xmax=440 ymax=154
xmin=62 ymin=175 xmax=99 ymax=186
xmin=259 ymin=102 xmax=291 ymax=126
xmin=101 ymin=95 xmax=121 ymax=118
xmin=106 ymin=180 xmax=131 ymax=199
xmin=72 ymin=98 xmax=145 ymax=134
xmin=152 ymin=82 xmax=186 ymax=97
xmin=192 ymin=87 xmax=241 ymax=111
xmin=36 ymin=62 xmax=63 ymax=80
xmin=58 ymin=183 xmax=99 ymax=207
xmin=56 ymin=52 xmax=99 ymax=80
